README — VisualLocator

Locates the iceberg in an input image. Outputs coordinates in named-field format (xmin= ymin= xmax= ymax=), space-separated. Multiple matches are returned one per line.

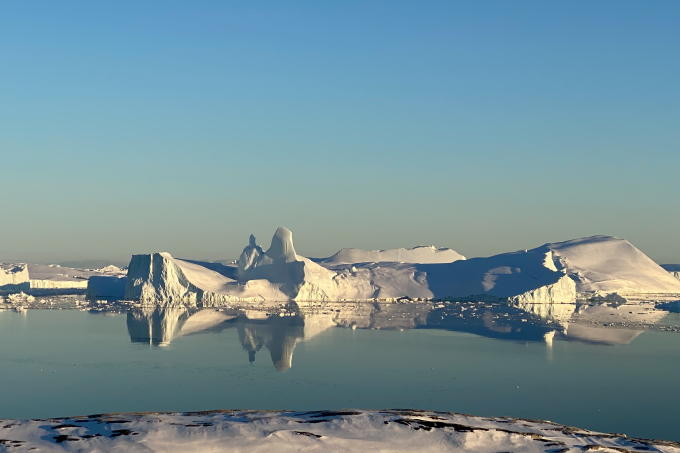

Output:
xmin=122 ymin=229 xmax=680 ymax=305
xmin=124 ymin=251 xmax=288 ymax=305
xmin=0 ymin=264 xmax=29 ymax=290
xmin=124 ymin=227 xmax=566 ymax=304
xmin=1 ymin=263 xmax=127 ymax=292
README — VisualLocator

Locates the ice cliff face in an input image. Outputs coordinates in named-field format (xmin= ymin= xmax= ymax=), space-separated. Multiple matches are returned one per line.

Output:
xmin=0 ymin=264 xmax=29 ymax=290
xmin=126 ymin=253 xmax=199 ymax=303
xmin=124 ymin=250 xmax=290 ymax=305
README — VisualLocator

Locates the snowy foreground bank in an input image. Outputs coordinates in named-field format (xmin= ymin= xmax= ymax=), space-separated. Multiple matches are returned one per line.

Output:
xmin=1 ymin=410 xmax=678 ymax=453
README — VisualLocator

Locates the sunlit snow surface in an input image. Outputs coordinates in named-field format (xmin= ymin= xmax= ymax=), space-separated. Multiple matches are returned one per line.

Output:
xmin=3 ymin=409 xmax=679 ymax=453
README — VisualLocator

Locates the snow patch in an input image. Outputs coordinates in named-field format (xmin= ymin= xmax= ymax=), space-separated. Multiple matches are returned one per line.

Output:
xmin=321 ymin=245 xmax=465 ymax=264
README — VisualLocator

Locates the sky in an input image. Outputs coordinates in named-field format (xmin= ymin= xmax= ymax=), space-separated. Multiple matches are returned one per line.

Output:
xmin=1 ymin=0 xmax=679 ymax=265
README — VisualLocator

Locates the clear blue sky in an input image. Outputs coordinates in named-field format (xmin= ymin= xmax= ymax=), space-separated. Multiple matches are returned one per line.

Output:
xmin=1 ymin=1 xmax=678 ymax=265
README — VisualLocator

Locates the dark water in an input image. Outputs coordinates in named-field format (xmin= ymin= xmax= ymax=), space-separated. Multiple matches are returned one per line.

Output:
xmin=0 ymin=306 xmax=678 ymax=442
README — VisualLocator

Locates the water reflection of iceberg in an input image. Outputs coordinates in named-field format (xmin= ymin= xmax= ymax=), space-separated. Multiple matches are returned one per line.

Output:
xmin=238 ymin=317 xmax=304 ymax=372
xmin=126 ymin=307 xmax=235 ymax=346
xmin=423 ymin=302 xmax=571 ymax=342
xmin=127 ymin=307 xmax=191 ymax=346
xmin=123 ymin=300 xmax=671 ymax=369
xmin=237 ymin=314 xmax=336 ymax=372
xmin=124 ymin=307 xmax=335 ymax=371
xmin=423 ymin=301 xmax=669 ymax=346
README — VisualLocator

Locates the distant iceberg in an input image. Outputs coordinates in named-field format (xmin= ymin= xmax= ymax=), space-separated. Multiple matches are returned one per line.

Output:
xmin=1 ymin=263 xmax=127 ymax=293
xmin=0 ymin=264 xmax=29 ymax=290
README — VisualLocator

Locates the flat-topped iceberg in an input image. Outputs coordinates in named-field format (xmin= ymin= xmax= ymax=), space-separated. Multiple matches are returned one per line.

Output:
xmin=0 ymin=263 xmax=126 ymax=292
xmin=0 ymin=264 xmax=29 ymax=290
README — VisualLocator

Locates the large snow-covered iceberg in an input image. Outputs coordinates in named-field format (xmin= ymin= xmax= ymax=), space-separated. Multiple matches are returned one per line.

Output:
xmin=124 ymin=227 xmax=574 ymax=304
xmin=122 ymin=229 xmax=680 ymax=305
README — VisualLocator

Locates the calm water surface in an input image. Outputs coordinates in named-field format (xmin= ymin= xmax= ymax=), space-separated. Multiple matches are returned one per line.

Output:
xmin=0 ymin=308 xmax=679 ymax=442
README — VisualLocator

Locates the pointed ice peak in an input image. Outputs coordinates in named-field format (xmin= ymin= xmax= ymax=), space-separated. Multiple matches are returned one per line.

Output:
xmin=266 ymin=227 xmax=297 ymax=263
xmin=237 ymin=235 xmax=265 ymax=278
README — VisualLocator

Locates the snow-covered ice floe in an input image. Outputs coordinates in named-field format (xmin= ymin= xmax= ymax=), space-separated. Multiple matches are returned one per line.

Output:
xmin=1 ymin=409 xmax=678 ymax=453
xmin=123 ymin=228 xmax=680 ymax=305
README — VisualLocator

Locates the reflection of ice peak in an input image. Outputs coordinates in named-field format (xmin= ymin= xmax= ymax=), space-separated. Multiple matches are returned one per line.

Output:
xmin=235 ymin=313 xmax=335 ymax=372
xmin=237 ymin=316 xmax=305 ymax=372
